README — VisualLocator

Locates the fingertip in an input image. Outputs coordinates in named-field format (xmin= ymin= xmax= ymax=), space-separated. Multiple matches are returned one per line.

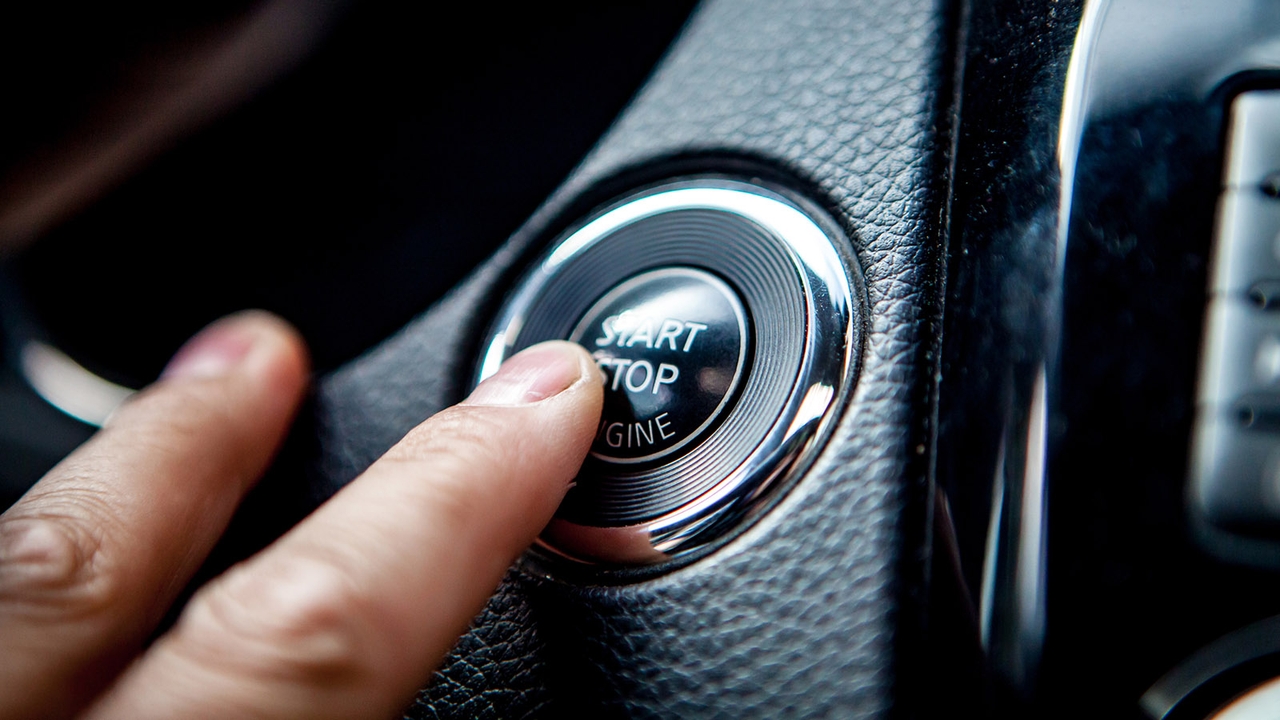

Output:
xmin=240 ymin=311 xmax=311 ymax=395
xmin=465 ymin=340 xmax=599 ymax=407
xmin=78 ymin=339 xmax=606 ymax=719
xmin=163 ymin=310 xmax=310 ymax=392
xmin=0 ymin=313 xmax=312 ymax=718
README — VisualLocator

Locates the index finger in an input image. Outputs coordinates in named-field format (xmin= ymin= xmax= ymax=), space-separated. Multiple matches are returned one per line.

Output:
xmin=87 ymin=341 xmax=603 ymax=720
xmin=0 ymin=311 xmax=310 ymax=720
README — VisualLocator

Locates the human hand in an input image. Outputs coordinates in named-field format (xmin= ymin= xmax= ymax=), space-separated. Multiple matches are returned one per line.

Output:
xmin=0 ymin=311 xmax=603 ymax=719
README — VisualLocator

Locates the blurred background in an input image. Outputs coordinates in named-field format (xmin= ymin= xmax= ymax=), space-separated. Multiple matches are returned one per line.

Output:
xmin=0 ymin=0 xmax=699 ymax=507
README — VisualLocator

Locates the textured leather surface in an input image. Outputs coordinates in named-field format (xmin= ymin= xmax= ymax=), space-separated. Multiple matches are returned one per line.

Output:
xmin=308 ymin=0 xmax=952 ymax=716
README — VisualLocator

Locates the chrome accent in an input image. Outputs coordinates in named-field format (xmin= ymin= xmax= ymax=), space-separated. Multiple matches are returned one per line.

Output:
xmin=20 ymin=340 xmax=135 ymax=427
xmin=978 ymin=0 xmax=1107 ymax=693
xmin=1142 ymin=615 xmax=1280 ymax=719
xmin=478 ymin=179 xmax=857 ymax=566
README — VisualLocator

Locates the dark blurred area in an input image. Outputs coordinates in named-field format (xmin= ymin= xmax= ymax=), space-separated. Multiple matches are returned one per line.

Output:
xmin=0 ymin=0 xmax=699 ymax=505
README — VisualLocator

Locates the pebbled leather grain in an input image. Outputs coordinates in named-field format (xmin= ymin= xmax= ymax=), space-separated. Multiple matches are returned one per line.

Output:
xmin=308 ymin=0 xmax=953 ymax=716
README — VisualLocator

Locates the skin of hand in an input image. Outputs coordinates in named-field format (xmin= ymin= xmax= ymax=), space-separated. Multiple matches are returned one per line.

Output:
xmin=0 ymin=311 xmax=603 ymax=720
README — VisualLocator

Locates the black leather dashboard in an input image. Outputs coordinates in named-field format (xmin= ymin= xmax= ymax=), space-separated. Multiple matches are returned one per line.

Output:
xmin=307 ymin=0 xmax=955 ymax=716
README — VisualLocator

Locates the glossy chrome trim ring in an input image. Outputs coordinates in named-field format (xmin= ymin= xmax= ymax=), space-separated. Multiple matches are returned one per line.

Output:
xmin=477 ymin=178 xmax=858 ymax=566
xmin=20 ymin=340 xmax=135 ymax=427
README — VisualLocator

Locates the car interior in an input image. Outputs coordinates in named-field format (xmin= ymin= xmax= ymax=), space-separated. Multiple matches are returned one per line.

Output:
xmin=4 ymin=0 xmax=1280 ymax=717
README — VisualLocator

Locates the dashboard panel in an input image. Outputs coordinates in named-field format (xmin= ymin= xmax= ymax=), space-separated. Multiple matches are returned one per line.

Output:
xmin=5 ymin=1 xmax=1280 ymax=718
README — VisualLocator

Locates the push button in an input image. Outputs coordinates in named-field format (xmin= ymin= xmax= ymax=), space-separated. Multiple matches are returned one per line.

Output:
xmin=477 ymin=179 xmax=860 ymax=566
xmin=1223 ymin=91 xmax=1280 ymax=190
xmin=569 ymin=267 xmax=749 ymax=464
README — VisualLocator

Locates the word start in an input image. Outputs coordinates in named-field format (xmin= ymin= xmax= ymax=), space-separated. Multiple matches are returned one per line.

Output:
xmin=594 ymin=313 xmax=708 ymax=352
xmin=592 ymin=313 xmax=708 ymax=395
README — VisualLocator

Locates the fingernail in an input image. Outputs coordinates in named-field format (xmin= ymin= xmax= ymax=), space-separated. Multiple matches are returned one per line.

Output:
xmin=162 ymin=314 xmax=261 ymax=380
xmin=466 ymin=341 xmax=586 ymax=406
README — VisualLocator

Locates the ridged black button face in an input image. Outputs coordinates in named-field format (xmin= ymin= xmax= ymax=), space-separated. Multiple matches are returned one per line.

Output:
xmin=570 ymin=267 xmax=749 ymax=465
xmin=478 ymin=178 xmax=860 ymax=565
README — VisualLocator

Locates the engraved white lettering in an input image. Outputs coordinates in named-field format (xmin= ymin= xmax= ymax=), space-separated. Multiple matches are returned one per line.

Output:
xmin=625 ymin=318 xmax=655 ymax=348
xmin=606 ymin=422 xmax=624 ymax=448
xmin=682 ymin=322 xmax=708 ymax=352
xmin=624 ymin=360 xmax=654 ymax=393
xmin=608 ymin=358 xmax=632 ymax=391
xmin=593 ymin=314 xmax=711 ymax=354
xmin=594 ymin=316 xmax=618 ymax=347
xmin=656 ymin=319 xmax=684 ymax=350
xmin=595 ymin=413 xmax=678 ymax=454
xmin=612 ymin=311 xmax=638 ymax=347
xmin=655 ymin=412 xmax=674 ymax=440
xmin=634 ymin=419 xmax=654 ymax=445
xmin=653 ymin=363 xmax=679 ymax=393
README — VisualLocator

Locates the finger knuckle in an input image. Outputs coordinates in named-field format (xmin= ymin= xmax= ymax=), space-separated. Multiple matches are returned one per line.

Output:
xmin=0 ymin=503 xmax=121 ymax=615
xmin=384 ymin=407 xmax=518 ymax=510
xmin=391 ymin=407 xmax=512 ymax=474
xmin=177 ymin=555 xmax=378 ymax=687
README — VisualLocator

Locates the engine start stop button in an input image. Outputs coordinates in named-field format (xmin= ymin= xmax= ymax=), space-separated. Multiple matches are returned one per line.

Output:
xmin=477 ymin=178 xmax=860 ymax=566
xmin=569 ymin=267 xmax=750 ymax=465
